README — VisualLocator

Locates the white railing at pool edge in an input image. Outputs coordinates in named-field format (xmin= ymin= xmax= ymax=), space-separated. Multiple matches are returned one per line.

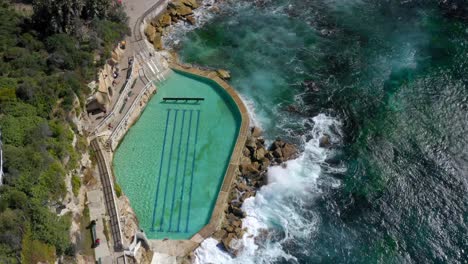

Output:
xmin=93 ymin=56 xmax=136 ymax=135
xmin=107 ymin=80 xmax=156 ymax=150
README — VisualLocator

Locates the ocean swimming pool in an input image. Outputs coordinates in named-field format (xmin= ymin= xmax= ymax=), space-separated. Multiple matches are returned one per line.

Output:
xmin=113 ymin=70 xmax=241 ymax=239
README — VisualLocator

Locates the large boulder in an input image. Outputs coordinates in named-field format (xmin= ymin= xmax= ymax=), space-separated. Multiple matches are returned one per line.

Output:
xmin=169 ymin=0 xmax=194 ymax=16
xmin=273 ymin=148 xmax=282 ymax=158
xmin=242 ymin=147 xmax=251 ymax=157
xmin=239 ymin=163 xmax=259 ymax=176
xmin=222 ymin=233 xmax=236 ymax=251
xmin=230 ymin=205 xmax=246 ymax=218
xmin=159 ymin=13 xmax=172 ymax=27
xmin=259 ymin=157 xmax=270 ymax=169
xmin=270 ymin=139 xmax=285 ymax=151
xmin=281 ymin=143 xmax=297 ymax=160
xmin=251 ymin=126 xmax=262 ymax=137
xmin=152 ymin=33 xmax=163 ymax=50
xmin=144 ymin=25 xmax=156 ymax=42
xmin=182 ymin=0 xmax=199 ymax=8
xmin=254 ymin=147 xmax=267 ymax=161
xmin=186 ymin=15 xmax=196 ymax=25
xmin=213 ymin=229 xmax=227 ymax=241
xmin=245 ymin=136 xmax=257 ymax=151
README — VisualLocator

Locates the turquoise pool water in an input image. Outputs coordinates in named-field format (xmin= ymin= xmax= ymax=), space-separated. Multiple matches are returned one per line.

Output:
xmin=113 ymin=70 xmax=241 ymax=239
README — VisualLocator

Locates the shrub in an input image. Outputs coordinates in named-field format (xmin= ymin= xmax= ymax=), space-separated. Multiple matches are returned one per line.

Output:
xmin=72 ymin=175 xmax=81 ymax=197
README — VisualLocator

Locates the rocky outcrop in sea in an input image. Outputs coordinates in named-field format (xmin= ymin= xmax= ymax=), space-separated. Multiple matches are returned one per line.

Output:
xmin=145 ymin=0 xmax=200 ymax=50
xmin=209 ymin=127 xmax=298 ymax=255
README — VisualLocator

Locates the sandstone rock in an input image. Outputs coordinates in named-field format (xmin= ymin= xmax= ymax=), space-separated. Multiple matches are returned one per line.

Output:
xmin=186 ymin=15 xmax=196 ymax=25
xmin=254 ymin=147 xmax=267 ymax=161
xmin=222 ymin=233 xmax=236 ymax=251
xmin=319 ymin=134 xmax=331 ymax=148
xmin=182 ymin=0 xmax=199 ymax=8
xmin=239 ymin=163 xmax=259 ymax=176
xmin=225 ymin=225 xmax=234 ymax=233
xmin=230 ymin=205 xmax=245 ymax=218
xmin=217 ymin=69 xmax=231 ymax=79
xmin=233 ymin=220 xmax=242 ymax=228
xmin=273 ymin=148 xmax=282 ymax=158
xmin=152 ymin=33 xmax=163 ymax=50
xmin=260 ymin=157 xmax=270 ymax=169
xmin=213 ymin=229 xmax=227 ymax=241
xmin=150 ymin=17 xmax=159 ymax=27
xmin=271 ymin=139 xmax=285 ymax=150
xmin=178 ymin=6 xmax=194 ymax=16
xmin=265 ymin=151 xmax=274 ymax=160
xmin=257 ymin=137 xmax=265 ymax=145
xmin=144 ymin=25 xmax=156 ymax=42
xmin=242 ymin=147 xmax=251 ymax=157
xmin=241 ymin=191 xmax=255 ymax=201
xmin=245 ymin=136 xmax=257 ymax=150
xmin=234 ymin=227 xmax=243 ymax=236
xmin=236 ymin=182 xmax=250 ymax=192
xmin=159 ymin=13 xmax=172 ymax=27
xmin=251 ymin=161 xmax=260 ymax=171
xmin=281 ymin=143 xmax=297 ymax=160
xmin=226 ymin=213 xmax=238 ymax=222
xmin=169 ymin=1 xmax=194 ymax=16
xmin=251 ymin=126 xmax=262 ymax=137
xmin=240 ymin=156 xmax=251 ymax=165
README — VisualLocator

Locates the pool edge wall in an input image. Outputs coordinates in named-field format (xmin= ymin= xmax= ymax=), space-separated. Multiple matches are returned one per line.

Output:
xmin=168 ymin=63 xmax=250 ymax=246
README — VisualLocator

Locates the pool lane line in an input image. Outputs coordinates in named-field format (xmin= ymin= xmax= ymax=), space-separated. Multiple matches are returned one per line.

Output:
xmin=150 ymin=109 xmax=171 ymax=232
xmin=167 ymin=110 xmax=186 ymax=232
xmin=176 ymin=110 xmax=193 ymax=232
xmin=185 ymin=109 xmax=201 ymax=233
xmin=158 ymin=109 xmax=179 ymax=232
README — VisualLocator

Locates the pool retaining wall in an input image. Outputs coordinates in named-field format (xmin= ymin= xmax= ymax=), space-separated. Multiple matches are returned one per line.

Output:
xmin=145 ymin=62 xmax=250 ymax=256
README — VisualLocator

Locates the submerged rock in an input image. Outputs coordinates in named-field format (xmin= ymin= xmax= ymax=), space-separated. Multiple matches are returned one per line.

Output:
xmin=319 ymin=134 xmax=331 ymax=148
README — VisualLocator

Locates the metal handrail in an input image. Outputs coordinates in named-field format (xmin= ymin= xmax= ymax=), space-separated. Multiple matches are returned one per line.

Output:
xmin=108 ymin=81 xmax=155 ymax=143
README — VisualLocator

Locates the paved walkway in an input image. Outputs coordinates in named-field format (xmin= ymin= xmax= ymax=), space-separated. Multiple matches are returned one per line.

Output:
xmin=90 ymin=1 xmax=170 ymax=137
xmin=87 ymin=0 xmax=170 ymax=262
xmin=87 ymin=189 xmax=113 ymax=263
xmin=91 ymin=139 xmax=123 ymax=251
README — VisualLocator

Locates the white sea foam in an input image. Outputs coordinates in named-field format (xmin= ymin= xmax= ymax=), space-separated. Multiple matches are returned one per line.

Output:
xmin=194 ymin=114 xmax=343 ymax=263
xmin=238 ymin=93 xmax=263 ymax=129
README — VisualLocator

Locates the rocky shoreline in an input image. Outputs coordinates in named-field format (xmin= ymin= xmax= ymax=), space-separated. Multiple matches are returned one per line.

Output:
xmin=145 ymin=0 xmax=200 ymax=50
xmin=208 ymin=127 xmax=298 ymax=256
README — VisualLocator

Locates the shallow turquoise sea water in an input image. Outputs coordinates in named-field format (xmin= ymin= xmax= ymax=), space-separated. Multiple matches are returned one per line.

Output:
xmin=113 ymin=71 xmax=240 ymax=239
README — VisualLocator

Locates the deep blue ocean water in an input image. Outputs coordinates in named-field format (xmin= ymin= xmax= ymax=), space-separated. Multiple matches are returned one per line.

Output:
xmin=171 ymin=1 xmax=467 ymax=263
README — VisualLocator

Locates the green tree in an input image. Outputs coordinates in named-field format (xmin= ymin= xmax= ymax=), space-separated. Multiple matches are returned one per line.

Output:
xmin=32 ymin=0 xmax=85 ymax=34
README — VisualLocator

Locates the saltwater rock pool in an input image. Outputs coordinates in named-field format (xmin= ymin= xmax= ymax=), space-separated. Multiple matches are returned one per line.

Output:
xmin=113 ymin=70 xmax=241 ymax=239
